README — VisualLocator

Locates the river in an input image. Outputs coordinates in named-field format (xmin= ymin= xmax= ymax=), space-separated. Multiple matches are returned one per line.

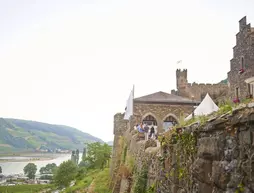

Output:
xmin=0 ymin=153 xmax=82 ymax=175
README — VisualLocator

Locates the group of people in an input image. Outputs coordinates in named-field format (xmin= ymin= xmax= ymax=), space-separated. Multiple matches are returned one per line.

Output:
xmin=135 ymin=122 xmax=158 ymax=140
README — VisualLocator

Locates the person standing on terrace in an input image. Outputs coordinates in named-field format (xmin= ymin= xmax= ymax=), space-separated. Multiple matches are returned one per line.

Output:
xmin=144 ymin=123 xmax=149 ymax=140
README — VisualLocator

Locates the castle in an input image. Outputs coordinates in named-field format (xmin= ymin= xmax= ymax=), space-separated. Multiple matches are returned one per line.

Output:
xmin=172 ymin=16 xmax=254 ymax=103
xmin=110 ymin=16 xmax=254 ymax=193
xmin=120 ymin=16 xmax=254 ymax=135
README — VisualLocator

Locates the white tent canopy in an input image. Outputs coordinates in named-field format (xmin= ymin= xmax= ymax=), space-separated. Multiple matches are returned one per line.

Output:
xmin=185 ymin=93 xmax=219 ymax=121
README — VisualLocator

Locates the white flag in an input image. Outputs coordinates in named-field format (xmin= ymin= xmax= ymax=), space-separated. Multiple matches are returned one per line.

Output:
xmin=177 ymin=60 xmax=182 ymax=64
xmin=124 ymin=88 xmax=134 ymax=120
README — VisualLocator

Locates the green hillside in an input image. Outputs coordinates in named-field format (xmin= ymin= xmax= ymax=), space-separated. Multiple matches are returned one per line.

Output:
xmin=0 ymin=118 xmax=103 ymax=153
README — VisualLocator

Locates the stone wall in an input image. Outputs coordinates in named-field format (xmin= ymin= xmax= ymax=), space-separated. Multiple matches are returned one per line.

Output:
xmin=131 ymin=103 xmax=194 ymax=133
xmin=172 ymin=69 xmax=229 ymax=103
xmin=110 ymin=113 xmax=127 ymax=192
xmin=111 ymin=105 xmax=254 ymax=193
xmin=186 ymin=83 xmax=228 ymax=102
xmin=228 ymin=16 xmax=254 ymax=100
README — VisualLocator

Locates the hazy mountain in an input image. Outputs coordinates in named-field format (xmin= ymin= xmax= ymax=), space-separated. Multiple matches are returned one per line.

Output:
xmin=0 ymin=118 xmax=103 ymax=153
xmin=107 ymin=141 xmax=113 ymax=146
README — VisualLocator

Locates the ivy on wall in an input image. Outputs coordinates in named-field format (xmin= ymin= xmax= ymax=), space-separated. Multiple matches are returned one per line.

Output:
xmin=133 ymin=164 xmax=148 ymax=193
xmin=158 ymin=127 xmax=198 ymax=192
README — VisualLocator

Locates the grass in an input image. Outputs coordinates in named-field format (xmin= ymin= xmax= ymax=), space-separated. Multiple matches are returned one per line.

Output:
xmin=64 ymin=169 xmax=97 ymax=193
xmin=0 ymin=184 xmax=52 ymax=193
xmin=93 ymin=168 xmax=111 ymax=193
xmin=64 ymin=168 xmax=111 ymax=193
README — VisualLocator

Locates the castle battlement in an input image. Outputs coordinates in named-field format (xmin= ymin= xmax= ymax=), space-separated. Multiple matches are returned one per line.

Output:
xmin=176 ymin=68 xmax=187 ymax=78
xmin=114 ymin=113 xmax=127 ymax=135
xmin=173 ymin=68 xmax=228 ymax=101
xmin=190 ymin=82 xmax=227 ymax=87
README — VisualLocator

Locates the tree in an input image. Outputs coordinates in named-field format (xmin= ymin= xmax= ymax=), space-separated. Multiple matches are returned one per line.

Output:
xmin=84 ymin=142 xmax=112 ymax=170
xmin=54 ymin=160 xmax=78 ymax=187
xmin=76 ymin=149 xmax=79 ymax=164
xmin=24 ymin=163 xmax=37 ymax=179
xmin=82 ymin=147 xmax=86 ymax=160
xmin=78 ymin=160 xmax=89 ymax=168
xmin=71 ymin=150 xmax=77 ymax=164
xmin=40 ymin=163 xmax=57 ymax=174
xmin=0 ymin=166 xmax=2 ymax=174
xmin=76 ymin=167 xmax=87 ymax=180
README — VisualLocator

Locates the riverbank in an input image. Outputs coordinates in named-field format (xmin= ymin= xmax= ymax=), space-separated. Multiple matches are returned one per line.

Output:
xmin=0 ymin=153 xmax=69 ymax=163
xmin=0 ymin=153 xmax=75 ymax=175
xmin=0 ymin=184 xmax=53 ymax=193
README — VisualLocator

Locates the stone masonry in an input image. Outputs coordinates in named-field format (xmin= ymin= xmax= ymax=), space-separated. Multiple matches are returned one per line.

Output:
xmin=171 ymin=69 xmax=228 ymax=103
xmin=228 ymin=16 xmax=254 ymax=100
xmin=110 ymin=113 xmax=127 ymax=188
xmin=111 ymin=104 xmax=254 ymax=193
xmin=127 ymin=91 xmax=198 ymax=134
xmin=130 ymin=103 xmax=194 ymax=133
xmin=110 ymin=16 xmax=254 ymax=193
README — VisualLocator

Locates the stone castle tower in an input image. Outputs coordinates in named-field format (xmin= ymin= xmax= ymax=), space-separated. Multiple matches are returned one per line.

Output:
xmin=227 ymin=16 xmax=254 ymax=99
xmin=176 ymin=69 xmax=188 ymax=97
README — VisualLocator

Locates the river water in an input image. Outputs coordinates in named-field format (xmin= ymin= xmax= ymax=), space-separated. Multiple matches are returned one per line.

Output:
xmin=0 ymin=154 xmax=82 ymax=175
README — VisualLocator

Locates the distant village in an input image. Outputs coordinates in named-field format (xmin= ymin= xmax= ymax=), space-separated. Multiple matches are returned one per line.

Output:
xmin=37 ymin=147 xmax=71 ymax=154
xmin=0 ymin=149 xmax=82 ymax=187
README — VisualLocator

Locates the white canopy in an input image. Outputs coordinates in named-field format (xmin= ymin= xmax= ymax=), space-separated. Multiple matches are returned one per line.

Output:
xmin=185 ymin=93 xmax=219 ymax=121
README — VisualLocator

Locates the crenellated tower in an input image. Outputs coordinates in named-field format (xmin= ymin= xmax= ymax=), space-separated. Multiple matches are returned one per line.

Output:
xmin=176 ymin=69 xmax=189 ymax=97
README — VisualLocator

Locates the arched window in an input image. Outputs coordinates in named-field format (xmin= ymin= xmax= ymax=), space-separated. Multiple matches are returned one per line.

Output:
xmin=163 ymin=115 xmax=178 ymax=131
xmin=142 ymin=115 xmax=157 ymax=126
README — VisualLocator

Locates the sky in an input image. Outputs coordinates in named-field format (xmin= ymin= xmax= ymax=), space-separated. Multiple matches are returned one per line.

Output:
xmin=0 ymin=0 xmax=253 ymax=142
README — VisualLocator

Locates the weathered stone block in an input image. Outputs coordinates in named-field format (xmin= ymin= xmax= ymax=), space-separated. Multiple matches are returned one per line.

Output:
xmin=248 ymin=103 xmax=254 ymax=108
xmin=198 ymin=136 xmax=225 ymax=160
xmin=239 ymin=129 xmax=252 ymax=145
xmin=145 ymin=139 xmax=157 ymax=149
xmin=225 ymin=189 xmax=235 ymax=193
xmin=225 ymin=137 xmax=239 ymax=161
xmin=198 ymin=181 xmax=213 ymax=193
xmin=226 ymin=136 xmax=237 ymax=149
xmin=224 ymin=149 xmax=239 ymax=161
xmin=212 ymin=161 xmax=230 ymax=190
xmin=212 ymin=118 xmax=228 ymax=128
xmin=119 ymin=178 xmax=129 ymax=193
xmin=212 ymin=187 xmax=224 ymax=193
xmin=192 ymin=158 xmax=212 ymax=184
xmin=227 ymin=173 xmax=241 ymax=188
xmin=248 ymin=113 xmax=254 ymax=123
xmin=177 ymin=189 xmax=186 ymax=193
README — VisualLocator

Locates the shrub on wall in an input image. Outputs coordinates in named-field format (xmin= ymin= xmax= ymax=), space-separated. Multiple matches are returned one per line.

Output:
xmin=133 ymin=164 xmax=148 ymax=193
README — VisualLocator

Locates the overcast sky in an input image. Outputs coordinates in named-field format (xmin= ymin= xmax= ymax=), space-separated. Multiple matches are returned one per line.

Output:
xmin=0 ymin=0 xmax=253 ymax=142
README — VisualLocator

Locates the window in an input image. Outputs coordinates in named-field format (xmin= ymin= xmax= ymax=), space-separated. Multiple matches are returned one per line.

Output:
xmin=241 ymin=57 xmax=244 ymax=69
xmin=236 ymin=87 xmax=239 ymax=99
xmin=142 ymin=115 xmax=157 ymax=126
xmin=163 ymin=115 xmax=178 ymax=131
